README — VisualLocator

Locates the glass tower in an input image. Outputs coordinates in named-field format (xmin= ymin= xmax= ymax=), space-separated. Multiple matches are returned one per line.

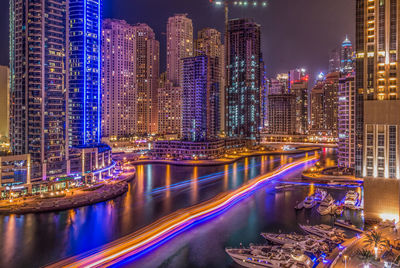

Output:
xmin=68 ymin=0 xmax=102 ymax=147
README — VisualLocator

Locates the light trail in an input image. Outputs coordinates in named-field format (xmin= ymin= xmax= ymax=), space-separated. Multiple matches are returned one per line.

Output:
xmin=149 ymin=156 xmax=282 ymax=194
xmin=48 ymin=155 xmax=318 ymax=268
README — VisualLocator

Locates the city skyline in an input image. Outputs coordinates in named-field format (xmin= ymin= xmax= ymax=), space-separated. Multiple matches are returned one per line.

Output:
xmin=0 ymin=0 xmax=354 ymax=79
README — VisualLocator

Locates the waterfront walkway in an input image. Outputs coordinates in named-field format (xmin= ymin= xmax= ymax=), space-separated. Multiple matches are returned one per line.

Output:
xmin=0 ymin=171 xmax=135 ymax=215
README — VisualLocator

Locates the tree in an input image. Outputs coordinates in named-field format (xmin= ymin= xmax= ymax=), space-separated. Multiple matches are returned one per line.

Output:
xmin=364 ymin=230 xmax=390 ymax=259
xmin=356 ymin=249 xmax=374 ymax=267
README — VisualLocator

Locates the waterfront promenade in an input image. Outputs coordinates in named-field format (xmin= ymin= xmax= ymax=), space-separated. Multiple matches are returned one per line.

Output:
xmin=0 ymin=170 xmax=135 ymax=215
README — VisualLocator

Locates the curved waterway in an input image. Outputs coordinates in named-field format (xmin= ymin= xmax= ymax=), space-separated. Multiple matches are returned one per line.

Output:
xmin=0 ymin=149 xmax=362 ymax=268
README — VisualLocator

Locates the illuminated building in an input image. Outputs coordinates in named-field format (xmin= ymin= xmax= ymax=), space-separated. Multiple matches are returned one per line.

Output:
xmin=341 ymin=36 xmax=354 ymax=74
xmin=268 ymin=75 xmax=295 ymax=135
xmin=68 ymin=0 xmax=102 ymax=147
xmin=182 ymin=55 xmax=221 ymax=141
xmin=329 ymin=46 xmax=341 ymax=73
xmin=0 ymin=66 xmax=9 ymax=137
xmin=9 ymin=0 xmax=67 ymax=178
xmin=356 ymin=0 xmax=400 ymax=221
xmin=323 ymin=72 xmax=340 ymax=137
xmin=226 ymin=18 xmax=261 ymax=140
xmin=9 ymin=0 xmax=113 ymax=183
xmin=195 ymin=28 xmax=225 ymax=133
xmin=289 ymin=68 xmax=309 ymax=135
xmin=158 ymin=73 xmax=182 ymax=136
xmin=101 ymin=19 xmax=136 ymax=138
xmin=132 ymin=23 xmax=160 ymax=135
xmin=167 ymin=14 xmax=193 ymax=87
xmin=310 ymin=79 xmax=325 ymax=133
xmin=260 ymin=63 xmax=268 ymax=131
xmin=338 ymin=73 xmax=355 ymax=168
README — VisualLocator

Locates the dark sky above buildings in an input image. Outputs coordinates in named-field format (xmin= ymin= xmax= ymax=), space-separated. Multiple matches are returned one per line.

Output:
xmin=0 ymin=0 xmax=354 ymax=79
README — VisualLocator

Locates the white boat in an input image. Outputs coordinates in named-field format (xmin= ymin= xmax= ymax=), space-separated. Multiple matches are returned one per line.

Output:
xmin=261 ymin=233 xmax=329 ymax=255
xmin=344 ymin=190 xmax=359 ymax=207
xmin=304 ymin=196 xmax=317 ymax=209
xmin=299 ymin=224 xmax=346 ymax=243
xmin=317 ymin=194 xmax=335 ymax=215
xmin=226 ymin=245 xmax=313 ymax=268
xmin=334 ymin=219 xmax=363 ymax=233
xmin=314 ymin=188 xmax=327 ymax=203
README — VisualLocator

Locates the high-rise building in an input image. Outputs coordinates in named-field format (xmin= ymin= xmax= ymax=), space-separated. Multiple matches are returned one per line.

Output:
xmin=338 ymin=73 xmax=356 ymax=168
xmin=195 ymin=28 xmax=225 ymax=134
xmin=260 ymin=64 xmax=268 ymax=131
xmin=289 ymin=69 xmax=309 ymax=135
xmin=341 ymin=36 xmax=354 ymax=74
xmin=182 ymin=55 xmax=220 ymax=141
xmin=68 ymin=0 xmax=102 ymax=147
xmin=356 ymin=0 xmax=400 ymax=220
xmin=101 ymin=19 xmax=136 ymax=139
xmin=310 ymin=79 xmax=325 ymax=133
xmin=158 ymin=73 xmax=182 ymax=136
xmin=133 ymin=24 xmax=160 ymax=135
xmin=226 ymin=18 xmax=261 ymax=140
xmin=167 ymin=14 xmax=193 ymax=87
xmin=329 ymin=46 xmax=341 ymax=73
xmin=323 ymin=72 xmax=340 ymax=137
xmin=0 ymin=66 xmax=9 ymax=138
xmin=9 ymin=0 xmax=67 ymax=177
xmin=268 ymin=94 xmax=296 ymax=135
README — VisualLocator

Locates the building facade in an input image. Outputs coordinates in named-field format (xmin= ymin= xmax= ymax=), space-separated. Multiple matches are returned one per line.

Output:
xmin=68 ymin=0 xmax=102 ymax=147
xmin=195 ymin=28 xmax=225 ymax=134
xmin=310 ymin=80 xmax=325 ymax=133
xmin=133 ymin=24 xmax=160 ymax=135
xmin=341 ymin=36 xmax=354 ymax=74
xmin=356 ymin=0 xmax=400 ymax=220
xmin=9 ymin=0 xmax=67 ymax=178
xmin=289 ymin=69 xmax=309 ymax=135
xmin=0 ymin=66 xmax=9 ymax=137
xmin=323 ymin=72 xmax=340 ymax=137
xmin=166 ymin=14 xmax=193 ymax=87
xmin=182 ymin=55 xmax=220 ymax=141
xmin=158 ymin=73 xmax=182 ymax=136
xmin=226 ymin=18 xmax=261 ymax=141
xmin=338 ymin=74 xmax=356 ymax=168
xmin=268 ymin=94 xmax=296 ymax=135
xmin=101 ymin=19 xmax=136 ymax=139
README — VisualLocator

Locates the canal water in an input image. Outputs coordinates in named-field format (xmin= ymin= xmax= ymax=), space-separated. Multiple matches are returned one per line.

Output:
xmin=0 ymin=148 xmax=362 ymax=268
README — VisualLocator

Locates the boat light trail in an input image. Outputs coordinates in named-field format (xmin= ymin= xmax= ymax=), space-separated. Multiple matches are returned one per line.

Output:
xmin=48 ymin=155 xmax=318 ymax=268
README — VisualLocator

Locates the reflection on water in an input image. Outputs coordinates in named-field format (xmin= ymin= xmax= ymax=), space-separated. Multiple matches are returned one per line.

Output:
xmin=0 ymin=150 xmax=351 ymax=268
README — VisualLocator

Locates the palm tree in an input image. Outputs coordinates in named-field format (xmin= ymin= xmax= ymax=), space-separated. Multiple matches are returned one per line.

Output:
xmin=364 ymin=230 xmax=390 ymax=259
xmin=356 ymin=249 xmax=374 ymax=268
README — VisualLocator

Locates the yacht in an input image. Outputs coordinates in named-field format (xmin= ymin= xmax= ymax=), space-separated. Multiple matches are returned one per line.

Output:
xmin=261 ymin=233 xmax=329 ymax=255
xmin=314 ymin=188 xmax=327 ymax=203
xmin=344 ymin=190 xmax=359 ymax=208
xmin=304 ymin=195 xmax=317 ymax=209
xmin=295 ymin=200 xmax=305 ymax=210
xmin=226 ymin=245 xmax=313 ymax=268
xmin=299 ymin=224 xmax=346 ymax=243
xmin=317 ymin=194 xmax=335 ymax=215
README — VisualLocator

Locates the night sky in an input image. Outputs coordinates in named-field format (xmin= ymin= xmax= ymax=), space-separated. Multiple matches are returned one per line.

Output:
xmin=0 ymin=0 xmax=354 ymax=79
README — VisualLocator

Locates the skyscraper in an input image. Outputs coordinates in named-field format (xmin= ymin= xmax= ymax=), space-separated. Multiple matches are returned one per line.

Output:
xmin=182 ymin=55 xmax=220 ymax=141
xmin=9 ymin=0 xmax=67 ymax=177
xmin=338 ymin=73 xmax=356 ymax=168
xmin=226 ymin=18 xmax=261 ymax=140
xmin=310 ymin=79 xmax=325 ymax=133
xmin=195 ymin=28 xmax=225 ymax=134
xmin=158 ymin=73 xmax=182 ymax=136
xmin=329 ymin=46 xmax=341 ymax=73
xmin=289 ymin=69 xmax=309 ymax=135
xmin=101 ymin=19 xmax=136 ymax=139
xmin=323 ymin=72 xmax=340 ymax=137
xmin=167 ymin=14 xmax=193 ymax=87
xmin=356 ymin=0 xmax=400 ymax=220
xmin=341 ymin=36 xmax=354 ymax=74
xmin=0 ymin=66 xmax=9 ymax=138
xmin=68 ymin=0 xmax=102 ymax=147
xmin=133 ymin=23 xmax=160 ymax=135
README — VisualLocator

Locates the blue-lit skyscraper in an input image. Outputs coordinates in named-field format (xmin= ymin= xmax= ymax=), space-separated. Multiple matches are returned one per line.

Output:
xmin=182 ymin=55 xmax=221 ymax=142
xmin=68 ymin=0 xmax=102 ymax=147
xmin=226 ymin=19 xmax=261 ymax=141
